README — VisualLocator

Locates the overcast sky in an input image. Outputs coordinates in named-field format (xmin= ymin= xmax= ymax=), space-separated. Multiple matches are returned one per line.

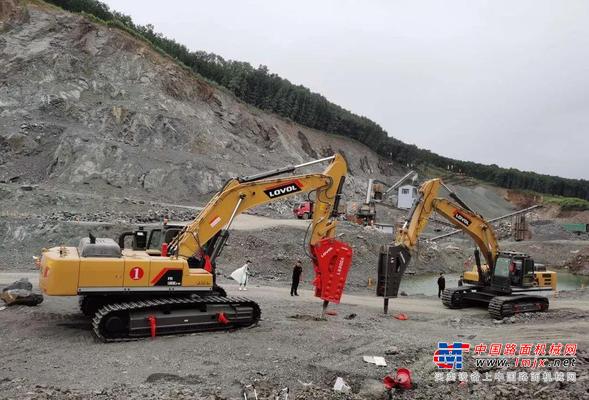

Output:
xmin=102 ymin=0 xmax=589 ymax=180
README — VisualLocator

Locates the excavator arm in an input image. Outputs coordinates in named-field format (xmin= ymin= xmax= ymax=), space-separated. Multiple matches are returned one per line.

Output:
xmin=168 ymin=154 xmax=353 ymax=305
xmin=393 ymin=178 xmax=499 ymax=283
xmin=169 ymin=155 xmax=345 ymax=258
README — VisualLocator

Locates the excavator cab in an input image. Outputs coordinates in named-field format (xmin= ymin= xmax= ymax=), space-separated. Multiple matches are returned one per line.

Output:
xmin=491 ymin=252 xmax=542 ymax=293
xmin=145 ymin=224 xmax=184 ymax=255
xmin=118 ymin=226 xmax=148 ymax=251
xmin=118 ymin=224 xmax=184 ymax=255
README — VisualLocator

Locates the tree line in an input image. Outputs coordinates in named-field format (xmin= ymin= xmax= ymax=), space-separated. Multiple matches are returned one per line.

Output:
xmin=44 ymin=0 xmax=589 ymax=200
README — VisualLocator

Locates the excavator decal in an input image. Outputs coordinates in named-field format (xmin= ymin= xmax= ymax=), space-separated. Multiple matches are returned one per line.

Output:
xmin=150 ymin=268 xmax=183 ymax=286
xmin=263 ymin=180 xmax=303 ymax=198
xmin=453 ymin=210 xmax=471 ymax=226
xmin=209 ymin=216 xmax=222 ymax=228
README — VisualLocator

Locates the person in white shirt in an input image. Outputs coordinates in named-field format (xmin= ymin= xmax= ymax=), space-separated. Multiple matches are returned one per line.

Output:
xmin=239 ymin=260 xmax=251 ymax=291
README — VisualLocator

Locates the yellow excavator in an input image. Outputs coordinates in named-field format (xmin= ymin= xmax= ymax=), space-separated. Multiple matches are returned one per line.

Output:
xmin=388 ymin=178 xmax=556 ymax=319
xmin=38 ymin=155 xmax=353 ymax=341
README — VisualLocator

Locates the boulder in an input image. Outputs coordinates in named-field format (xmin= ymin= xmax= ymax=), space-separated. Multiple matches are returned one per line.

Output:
xmin=2 ymin=278 xmax=32 ymax=292
xmin=1 ymin=279 xmax=43 ymax=306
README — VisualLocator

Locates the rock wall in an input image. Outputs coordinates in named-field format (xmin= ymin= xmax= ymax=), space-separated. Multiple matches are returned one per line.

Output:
xmin=0 ymin=1 xmax=404 ymax=203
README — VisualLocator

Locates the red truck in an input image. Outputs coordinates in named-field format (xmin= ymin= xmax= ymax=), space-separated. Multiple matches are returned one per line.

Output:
xmin=294 ymin=200 xmax=347 ymax=219
xmin=293 ymin=201 xmax=313 ymax=219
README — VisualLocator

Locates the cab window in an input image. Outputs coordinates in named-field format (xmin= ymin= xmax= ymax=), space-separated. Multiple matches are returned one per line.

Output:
xmin=164 ymin=229 xmax=181 ymax=244
xmin=148 ymin=229 xmax=162 ymax=249
xmin=494 ymin=257 xmax=511 ymax=278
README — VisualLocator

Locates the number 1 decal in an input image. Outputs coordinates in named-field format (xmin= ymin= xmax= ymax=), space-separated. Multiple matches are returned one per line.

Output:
xmin=130 ymin=267 xmax=144 ymax=280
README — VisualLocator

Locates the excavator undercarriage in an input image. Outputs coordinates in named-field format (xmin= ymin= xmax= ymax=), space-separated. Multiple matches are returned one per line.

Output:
xmin=442 ymin=286 xmax=549 ymax=319
xmin=91 ymin=295 xmax=260 ymax=342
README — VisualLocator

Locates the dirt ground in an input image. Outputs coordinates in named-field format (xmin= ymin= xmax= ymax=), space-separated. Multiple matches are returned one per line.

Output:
xmin=1 ymin=272 xmax=588 ymax=400
xmin=1 ymin=179 xmax=587 ymax=400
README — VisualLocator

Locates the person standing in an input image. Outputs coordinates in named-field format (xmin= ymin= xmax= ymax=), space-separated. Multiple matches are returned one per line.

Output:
xmin=291 ymin=259 xmax=303 ymax=296
xmin=239 ymin=260 xmax=251 ymax=291
xmin=437 ymin=272 xmax=446 ymax=298
xmin=458 ymin=275 xmax=464 ymax=286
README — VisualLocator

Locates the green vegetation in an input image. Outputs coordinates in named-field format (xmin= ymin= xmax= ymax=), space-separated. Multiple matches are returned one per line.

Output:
xmin=543 ymin=195 xmax=589 ymax=211
xmin=41 ymin=0 xmax=589 ymax=201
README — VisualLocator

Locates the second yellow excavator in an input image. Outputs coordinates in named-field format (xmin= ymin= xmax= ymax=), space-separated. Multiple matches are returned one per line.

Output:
xmin=387 ymin=178 xmax=556 ymax=319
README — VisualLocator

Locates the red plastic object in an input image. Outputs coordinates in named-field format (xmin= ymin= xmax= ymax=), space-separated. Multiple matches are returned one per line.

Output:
xmin=147 ymin=315 xmax=157 ymax=338
xmin=394 ymin=313 xmax=408 ymax=320
xmin=311 ymin=238 xmax=353 ymax=304
xmin=217 ymin=312 xmax=230 ymax=325
xmin=325 ymin=310 xmax=338 ymax=316
xmin=383 ymin=375 xmax=395 ymax=390
xmin=161 ymin=242 xmax=169 ymax=257
xmin=383 ymin=368 xmax=413 ymax=390
xmin=204 ymin=255 xmax=213 ymax=273
xmin=395 ymin=368 xmax=412 ymax=389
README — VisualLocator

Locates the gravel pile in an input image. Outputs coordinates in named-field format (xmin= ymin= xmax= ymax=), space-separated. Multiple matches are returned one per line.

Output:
xmin=530 ymin=220 xmax=586 ymax=241
xmin=38 ymin=208 xmax=197 ymax=224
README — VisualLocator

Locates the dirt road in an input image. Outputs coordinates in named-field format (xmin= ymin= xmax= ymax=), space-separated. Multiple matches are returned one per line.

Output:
xmin=1 ymin=272 xmax=588 ymax=400
xmin=233 ymin=214 xmax=310 ymax=231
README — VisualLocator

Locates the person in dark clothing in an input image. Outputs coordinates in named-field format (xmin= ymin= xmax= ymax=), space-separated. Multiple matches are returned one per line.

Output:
xmin=291 ymin=259 xmax=303 ymax=296
xmin=458 ymin=275 xmax=464 ymax=286
xmin=437 ymin=273 xmax=446 ymax=298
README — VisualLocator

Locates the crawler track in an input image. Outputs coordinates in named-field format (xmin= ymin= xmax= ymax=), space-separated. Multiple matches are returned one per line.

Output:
xmin=443 ymin=287 xmax=549 ymax=319
xmin=92 ymin=296 xmax=260 ymax=342
xmin=488 ymin=295 xmax=549 ymax=320
xmin=441 ymin=287 xmax=471 ymax=309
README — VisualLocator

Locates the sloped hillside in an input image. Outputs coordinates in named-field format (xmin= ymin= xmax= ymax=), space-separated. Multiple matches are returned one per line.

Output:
xmin=35 ymin=0 xmax=589 ymax=201
xmin=0 ymin=0 xmax=402 ymax=203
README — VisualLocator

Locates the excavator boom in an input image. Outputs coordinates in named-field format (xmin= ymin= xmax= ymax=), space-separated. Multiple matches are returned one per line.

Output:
xmin=396 ymin=178 xmax=498 ymax=268
xmin=167 ymin=153 xmax=353 ymax=306
xmin=169 ymin=154 xmax=346 ymax=259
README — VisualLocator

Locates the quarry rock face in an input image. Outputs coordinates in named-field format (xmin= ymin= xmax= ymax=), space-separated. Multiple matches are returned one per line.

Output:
xmin=0 ymin=2 xmax=402 ymax=202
